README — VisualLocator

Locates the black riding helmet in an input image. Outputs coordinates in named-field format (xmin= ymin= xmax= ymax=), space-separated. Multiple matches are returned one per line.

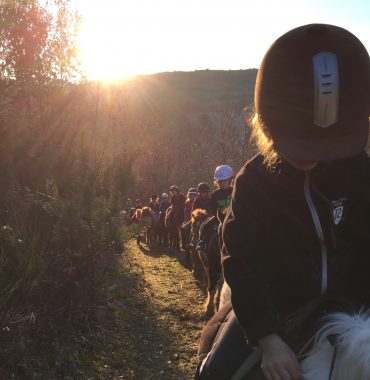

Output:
xmin=170 ymin=185 xmax=179 ymax=192
xmin=197 ymin=182 xmax=211 ymax=193
xmin=255 ymin=24 xmax=369 ymax=161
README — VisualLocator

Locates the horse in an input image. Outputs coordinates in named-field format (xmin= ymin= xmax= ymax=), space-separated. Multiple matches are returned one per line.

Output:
xmin=189 ymin=209 xmax=209 ymax=276
xmin=198 ymin=217 xmax=223 ymax=317
xmin=191 ymin=209 xmax=223 ymax=317
xmin=164 ymin=205 xmax=183 ymax=249
xmin=180 ymin=219 xmax=192 ymax=254
xmin=140 ymin=207 xmax=160 ymax=246
xmin=301 ymin=310 xmax=370 ymax=380
xmin=157 ymin=208 xmax=170 ymax=247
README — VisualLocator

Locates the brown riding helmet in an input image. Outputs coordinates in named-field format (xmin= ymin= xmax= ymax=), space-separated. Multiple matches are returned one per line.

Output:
xmin=255 ymin=24 xmax=369 ymax=161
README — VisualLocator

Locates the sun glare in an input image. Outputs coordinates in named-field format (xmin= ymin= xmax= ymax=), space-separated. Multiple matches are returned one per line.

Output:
xmin=77 ymin=1 xmax=151 ymax=81
xmin=76 ymin=0 xmax=370 ymax=82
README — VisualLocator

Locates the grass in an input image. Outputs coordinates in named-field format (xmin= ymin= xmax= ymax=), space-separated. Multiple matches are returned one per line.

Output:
xmin=2 ymin=238 xmax=207 ymax=379
xmin=88 ymin=240 xmax=206 ymax=379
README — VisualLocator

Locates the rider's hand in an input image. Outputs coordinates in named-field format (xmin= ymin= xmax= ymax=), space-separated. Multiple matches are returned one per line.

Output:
xmin=258 ymin=333 xmax=303 ymax=380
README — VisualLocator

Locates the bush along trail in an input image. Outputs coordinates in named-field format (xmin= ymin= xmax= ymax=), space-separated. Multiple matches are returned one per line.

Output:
xmin=89 ymin=239 xmax=206 ymax=379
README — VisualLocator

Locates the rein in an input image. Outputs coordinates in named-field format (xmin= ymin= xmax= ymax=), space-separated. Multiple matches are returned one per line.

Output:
xmin=327 ymin=334 xmax=338 ymax=380
xmin=296 ymin=334 xmax=316 ymax=359
xmin=328 ymin=345 xmax=337 ymax=380
xmin=297 ymin=333 xmax=338 ymax=380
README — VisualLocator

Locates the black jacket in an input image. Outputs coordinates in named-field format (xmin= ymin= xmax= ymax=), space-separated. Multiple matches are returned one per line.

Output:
xmin=209 ymin=187 xmax=233 ymax=217
xmin=192 ymin=196 xmax=212 ymax=214
xmin=222 ymin=152 xmax=370 ymax=344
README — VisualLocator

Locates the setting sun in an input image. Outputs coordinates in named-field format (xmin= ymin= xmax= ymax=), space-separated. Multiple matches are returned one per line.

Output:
xmin=77 ymin=2 xmax=146 ymax=80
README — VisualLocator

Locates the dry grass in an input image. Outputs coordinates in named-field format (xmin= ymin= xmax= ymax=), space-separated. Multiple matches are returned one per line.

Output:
xmin=83 ymin=240 xmax=206 ymax=379
xmin=3 ymin=239 xmax=207 ymax=379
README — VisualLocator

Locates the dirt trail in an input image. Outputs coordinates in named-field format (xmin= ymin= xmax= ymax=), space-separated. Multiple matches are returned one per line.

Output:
xmin=93 ymin=240 xmax=207 ymax=380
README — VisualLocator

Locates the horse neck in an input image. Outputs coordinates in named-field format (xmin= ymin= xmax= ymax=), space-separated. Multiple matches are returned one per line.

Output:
xmin=192 ymin=220 xmax=202 ymax=239
xmin=302 ymin=311 xmax=370 ymax=380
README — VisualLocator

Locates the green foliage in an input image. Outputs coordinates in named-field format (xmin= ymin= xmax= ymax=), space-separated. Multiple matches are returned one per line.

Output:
xmin=0 ymin=217 xmax=47 ymax=325
xmin=0 ymin=2 xmax=136 ymax=375
xmin=0 ymin=0 xmax=80 ymax=84
xmin=0 ymin=174 xmax=128 ymax=375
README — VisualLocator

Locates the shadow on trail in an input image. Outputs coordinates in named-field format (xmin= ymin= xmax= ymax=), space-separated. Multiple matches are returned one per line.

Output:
xmin=138 ymin=243 xmax=191 ymax=270
xmin=3 ymin=246 xmax=193 ymax=380
xmin=83 ymin=244 xmax=199 ymax=380
xmin=137 ymin=242 xmax=207 ymax=296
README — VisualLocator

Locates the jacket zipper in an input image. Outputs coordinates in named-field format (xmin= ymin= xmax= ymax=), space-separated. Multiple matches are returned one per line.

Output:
xmin=304 ymin=171 xmax=328 ymax=295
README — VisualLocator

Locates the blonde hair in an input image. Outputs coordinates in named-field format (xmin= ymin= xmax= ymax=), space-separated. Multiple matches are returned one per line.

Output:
xmin=249 ymin=113 xmax=280 ymax=169
xmin=213 ymin=179 xmax=233 ymax=188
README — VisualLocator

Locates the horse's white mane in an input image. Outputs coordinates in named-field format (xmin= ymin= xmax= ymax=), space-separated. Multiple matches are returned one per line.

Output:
xmin=302 ymin=310 xmax=370 ymax=380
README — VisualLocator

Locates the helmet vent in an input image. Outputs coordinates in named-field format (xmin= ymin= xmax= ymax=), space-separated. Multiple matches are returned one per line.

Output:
xmin=313 ymin=52 xmax=339 ymax=128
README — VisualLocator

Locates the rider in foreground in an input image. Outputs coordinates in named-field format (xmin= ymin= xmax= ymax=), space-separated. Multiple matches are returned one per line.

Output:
xmin=197 ymin=24 xmax=370 ymax=380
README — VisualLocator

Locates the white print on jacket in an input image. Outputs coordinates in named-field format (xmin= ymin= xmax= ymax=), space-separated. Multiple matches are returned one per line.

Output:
xmin=331 ymin=198 xmax=347 ymax=225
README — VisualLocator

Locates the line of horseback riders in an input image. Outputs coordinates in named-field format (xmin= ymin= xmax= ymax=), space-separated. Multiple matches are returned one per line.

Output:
xmin=122 ymin=23 xmax=370 ymax=380
xmin=128 ymin=164 xmax=233 ymax=251
xmin=127 ymin=165 xmax=235 ymax=315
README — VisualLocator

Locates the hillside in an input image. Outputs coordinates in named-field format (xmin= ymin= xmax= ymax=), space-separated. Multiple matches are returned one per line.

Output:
xmin=128 ymin=69 xmax=258 ymax=112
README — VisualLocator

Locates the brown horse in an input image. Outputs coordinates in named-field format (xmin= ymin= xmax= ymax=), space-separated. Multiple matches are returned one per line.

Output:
xmin=191 ymin=209 xmax=223 ymax=317
xmin=141 ymin=207 xmax=160 ymax=246
xmin=190 ymin=209 xmax=209 ymax=275
xmin=198 ymin=218 xmax=223 ymax=317
xmin=164 ymin=205 xmax=183 ymax=249
xmin=157 ymin=208 xmax=170 ymax=247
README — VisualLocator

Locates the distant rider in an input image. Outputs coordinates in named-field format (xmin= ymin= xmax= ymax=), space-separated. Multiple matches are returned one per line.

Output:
xmin=192 ymin=182 xmax=212 ymax=214
xmin=196 ymin=165 xmax=234 ymax=251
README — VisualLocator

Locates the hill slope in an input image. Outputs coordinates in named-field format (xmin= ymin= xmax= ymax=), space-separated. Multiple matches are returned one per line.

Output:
xmin=129 ymin=69 xmax=258 ymax=112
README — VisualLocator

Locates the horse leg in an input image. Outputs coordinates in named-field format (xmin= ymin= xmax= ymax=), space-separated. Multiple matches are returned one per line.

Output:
xmin=176 ymin=226 xmax=181 ymax=250
xmin=187 ymin=246 xmax=194 ymax=271
xmin=171 ymin=229 xmax=176 ymax=248
xmin=164 ymin=228 xmax=169 ymax=247
xmin=205 ymin=287 xmax=217 ymax=317
xmin=150 ymin=228 xmax=156 ymax=246
xmin=172 ymin=227 xmax=180 ymax=250
xmin=180 ymin=226 xmax=186 ymax=251
xmin=201 ymin=255 xmax=217 ymax=316
xmin=192 ymin=247 xmax=203 ymax=278
xmin=204 ymin=251 xmax=218 ymax=316
xmin=168 ymin=228 xmax=173 ymax=247
xmin=154 ymin=227 xmax=160 ymax=246
xmin=159 ymin=226 xmax=165 ymax=246
xmin=145 ymin=228 xmax=149 ymax=246
xmin=197 ymin=248 xmax=209 ymax=292
xmin=202 ymin=234 xmax=222 ymax=316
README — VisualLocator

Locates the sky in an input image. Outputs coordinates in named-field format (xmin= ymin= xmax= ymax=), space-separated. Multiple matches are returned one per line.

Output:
xmin=74 ymin=0 xmax=370 ymax=80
